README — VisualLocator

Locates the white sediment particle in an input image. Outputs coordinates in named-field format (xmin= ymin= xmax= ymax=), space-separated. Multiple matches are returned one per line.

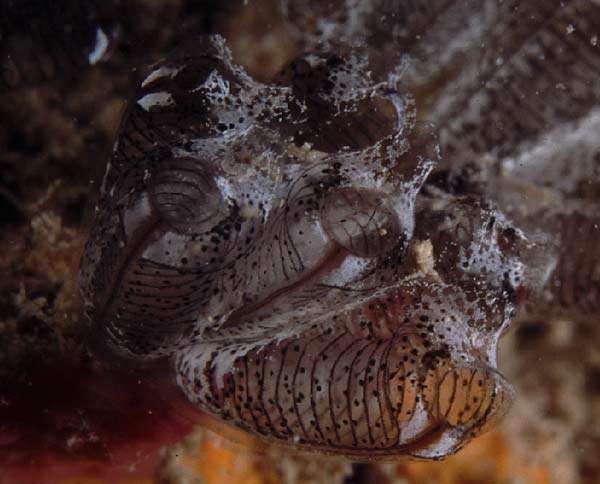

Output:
xmin=88 ymin=27 xmax=109 ymax=65
xmin=412 ymin=239 xmax=441 ymax=281
xmin=137 ymin=91 xmax=175 ymax=111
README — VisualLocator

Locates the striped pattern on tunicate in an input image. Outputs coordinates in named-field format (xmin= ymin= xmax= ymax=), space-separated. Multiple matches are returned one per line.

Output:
xmin=176 ymin=284 xmax=514 ymax=459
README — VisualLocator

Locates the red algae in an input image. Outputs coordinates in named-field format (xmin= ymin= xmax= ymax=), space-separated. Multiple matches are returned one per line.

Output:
xmin=0 ymin=360 xmax=200 ymax=483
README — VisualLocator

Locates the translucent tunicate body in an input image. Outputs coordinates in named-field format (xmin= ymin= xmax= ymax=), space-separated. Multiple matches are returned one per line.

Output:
xmin=80 ymin=35 xmax=527 ymax=459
